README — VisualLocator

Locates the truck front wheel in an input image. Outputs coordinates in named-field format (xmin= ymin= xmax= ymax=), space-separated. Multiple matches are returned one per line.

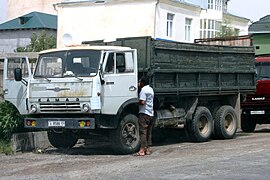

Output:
xmin=241 ymin=116 xmax=256 ymax=132
xmin=187 ymin=106 xmax=213 ymax=142
xmin=213 ymin=105 xmax=237 ymax=139
xmin=109 ymin=114 xmax=140 ymax=154
xmin=47 ymin=130 xmax=78 ymax=149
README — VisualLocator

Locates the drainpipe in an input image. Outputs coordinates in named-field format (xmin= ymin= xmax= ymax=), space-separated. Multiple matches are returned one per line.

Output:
xmin=154 ymin=0 xmax=160 ymax=39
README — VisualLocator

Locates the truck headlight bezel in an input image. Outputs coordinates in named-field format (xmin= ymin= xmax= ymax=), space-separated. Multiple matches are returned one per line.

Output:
xmin=82 ymin=103 xmax=90 ymax=112
xmin=30 ymin=104 xmax=38 ymax=113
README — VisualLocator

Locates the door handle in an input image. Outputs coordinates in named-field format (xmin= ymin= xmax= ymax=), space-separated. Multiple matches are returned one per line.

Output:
xmin=129 ymin=86 xmax=137 ymax=91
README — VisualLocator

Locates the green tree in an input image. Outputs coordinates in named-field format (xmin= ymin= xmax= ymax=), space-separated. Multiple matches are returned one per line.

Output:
xmin=15 ymin=30 xmax=56 ymax=52
xmin=216 ymin=19 xmax=240 ymax=38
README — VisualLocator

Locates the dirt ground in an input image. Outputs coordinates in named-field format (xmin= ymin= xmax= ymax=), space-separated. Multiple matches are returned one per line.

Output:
xmin=1 ymin=125 xmax=270 ymax=180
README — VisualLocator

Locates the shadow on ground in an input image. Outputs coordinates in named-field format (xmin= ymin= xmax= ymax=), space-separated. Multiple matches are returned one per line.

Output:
xmin=38 ymin=126 xmax=270 ymax=156
xmin=40 ymin=128 xmax=190 ymax=156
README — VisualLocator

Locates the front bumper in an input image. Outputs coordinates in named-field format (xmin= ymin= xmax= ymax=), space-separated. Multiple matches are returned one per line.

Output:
xmin=24 ymin=117 xmax=95 ymax=129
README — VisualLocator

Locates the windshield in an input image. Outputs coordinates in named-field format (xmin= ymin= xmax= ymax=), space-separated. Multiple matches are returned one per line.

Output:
xmin=255 ymin=62 xmax=270 ymax=79
xmin=34 ymin=50 xmax=101 ymax=78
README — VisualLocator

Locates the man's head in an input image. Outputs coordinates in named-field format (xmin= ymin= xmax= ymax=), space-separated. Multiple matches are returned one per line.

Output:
xmin=139 ymin=76 xmax=149 ymax=87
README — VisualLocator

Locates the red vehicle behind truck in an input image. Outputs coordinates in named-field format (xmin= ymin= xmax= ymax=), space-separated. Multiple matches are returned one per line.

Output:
xmin=241 ymin=55 xmax=270 ymax=132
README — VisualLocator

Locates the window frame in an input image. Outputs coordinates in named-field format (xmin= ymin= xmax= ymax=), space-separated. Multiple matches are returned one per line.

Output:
xmin=185 ymin=18 xmax=192 ymax=41
xmin=166 ymin=13 xmax=175 ymax=38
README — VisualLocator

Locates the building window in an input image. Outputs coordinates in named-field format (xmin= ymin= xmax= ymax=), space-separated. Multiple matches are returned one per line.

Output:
xmin=223 ymin=0 xmax=228 ymax=12
xmin=208 ymin=0 xmax=223 ymax=11
xmin=185 ymin=18 xmax=192 ymax=41
xmin=167 ymin=13 xmax=174 ymax=37
xmin=200 ymin=19 xmax=221 ymax=38
xmin=208 ymin=0 xmax=214 ymax=9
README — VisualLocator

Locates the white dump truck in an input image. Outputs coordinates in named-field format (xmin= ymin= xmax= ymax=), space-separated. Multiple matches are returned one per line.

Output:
xmin=2 ymin=36 xmax=255 ymax=154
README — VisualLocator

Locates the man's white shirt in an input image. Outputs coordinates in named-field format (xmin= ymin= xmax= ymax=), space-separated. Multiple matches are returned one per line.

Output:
xmin=139 ymin=85 xmax=154 ymax=116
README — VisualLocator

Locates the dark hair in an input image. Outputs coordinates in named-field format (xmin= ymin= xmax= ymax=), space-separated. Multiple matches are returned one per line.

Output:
xmin=140 ymin=76 xmax=149 ymax=85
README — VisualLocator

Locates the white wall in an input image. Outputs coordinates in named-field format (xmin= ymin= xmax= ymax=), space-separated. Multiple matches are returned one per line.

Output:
xmin=56 ymin=0 xmax=202 ymax=47
xmin=57 ymin=1 xmax=157 ymax=47
xmin=56 ymin=0 xmax=249 ymax=47
xmin=226 ymin=16 xmax=249 ymax=35
xmin=200 ymin=9 xmax=223 ymax=21
xmin=156 ymin=2 xmax=201 ymax=42
xmin=7 ymin=0 xmax=59 ymax=20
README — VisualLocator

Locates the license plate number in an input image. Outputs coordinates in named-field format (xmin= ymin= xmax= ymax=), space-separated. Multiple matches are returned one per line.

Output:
xmin=48 ymin=121 xmax=65 ymax=127
xmin=250 ymin=110 xmax=265 ymax=115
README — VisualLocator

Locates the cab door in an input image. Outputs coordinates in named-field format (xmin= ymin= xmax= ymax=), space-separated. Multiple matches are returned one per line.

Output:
xmin=2 ymin=57 xmax=32 ymax=114
xmin=101 ymin=50 xmax=138 ymax=114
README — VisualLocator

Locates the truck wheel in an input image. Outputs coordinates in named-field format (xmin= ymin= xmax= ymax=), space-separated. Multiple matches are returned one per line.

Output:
xmin=187 ymin=106 xmax=213 ymax=142
xmin=110 ymin=114 xmax=140 ymax=154
xmin=47 ymin=130 xmax=78 ymax=149
xmin=241 ymin=116 xmax=256 ymax=132
xmin=213 ymin=105 xmax=237 ymax=139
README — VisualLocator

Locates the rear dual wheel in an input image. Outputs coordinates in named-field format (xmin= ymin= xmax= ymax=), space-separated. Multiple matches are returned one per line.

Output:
xmin=187 ymin=106 xmax=213 ymax=142
xmin=213 ymin=105 xmax=237 ymax=139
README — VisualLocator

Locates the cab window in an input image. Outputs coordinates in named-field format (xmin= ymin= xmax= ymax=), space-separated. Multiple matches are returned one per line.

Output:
xmin=7 ymin=58 xmax=29 ymax=79
xmin=104 ymin=52 xmax=134 ymax=74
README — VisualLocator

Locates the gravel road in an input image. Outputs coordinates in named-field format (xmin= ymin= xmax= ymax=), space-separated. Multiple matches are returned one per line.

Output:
xmin=1 ymin=125 xmax=270 ymax=180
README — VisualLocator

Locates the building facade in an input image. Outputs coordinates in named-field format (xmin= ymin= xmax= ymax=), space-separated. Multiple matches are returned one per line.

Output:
xmin=55 ymin=0 xmax=249 ymax=47
xmin=1 ymin=0 xmax=250 ymax=48
xmin=249 ymin=15 xmax=270 ymax=56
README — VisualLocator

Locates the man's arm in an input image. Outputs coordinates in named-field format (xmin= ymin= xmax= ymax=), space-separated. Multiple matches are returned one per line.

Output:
xmin=138 ymin=100 xmax=145 ymax=105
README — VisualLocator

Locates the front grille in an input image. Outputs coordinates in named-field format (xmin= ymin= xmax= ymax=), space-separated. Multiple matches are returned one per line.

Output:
xmin=40 ymin=102 xmax=81 ymax=113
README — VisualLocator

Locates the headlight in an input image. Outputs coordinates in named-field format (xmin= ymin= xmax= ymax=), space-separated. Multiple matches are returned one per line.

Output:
xmin=82 ymin=103 xmax=90 ymax=112
xmin=30 ymin=104 xmax=38 ymax=113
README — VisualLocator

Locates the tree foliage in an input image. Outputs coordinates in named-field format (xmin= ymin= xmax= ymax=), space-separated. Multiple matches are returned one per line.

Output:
xmin=216 ymin=20 xmax=240 ymax=38
xmin=15 ymin=30 xmax=56 ymax=52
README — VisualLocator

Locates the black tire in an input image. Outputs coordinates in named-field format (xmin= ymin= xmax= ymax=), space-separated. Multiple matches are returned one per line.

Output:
xmin=214 ymin=105 xmax=237 ymax=139
xmin=241 ymin=115 xmax=256 ymax=132
xmin=187 ymin=106 xmax=213 ymax=142
xmin=110 ymin=114 xmax=140 ymax=154
xmin=47 ymin=130 xmax=78 ymax=149
xmin=211 ymin=106 xmax=221 ymax=139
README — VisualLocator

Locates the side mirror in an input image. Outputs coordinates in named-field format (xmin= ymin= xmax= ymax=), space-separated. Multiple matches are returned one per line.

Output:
xmin=14 ymin=68 xmax=22 ymax=81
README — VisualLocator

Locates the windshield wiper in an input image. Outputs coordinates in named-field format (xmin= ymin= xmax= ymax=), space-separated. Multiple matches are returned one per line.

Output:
xmin=44 ymin=77 xmax=51 ymax=83
xmin=74 ymin=75 xmax=83 ymax=82
xmin=63 ymin=71 xmax=83 ymax=82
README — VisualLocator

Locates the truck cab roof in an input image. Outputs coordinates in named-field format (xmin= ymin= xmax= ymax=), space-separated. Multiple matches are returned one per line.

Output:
xmin=39 ymin=45 xmax=132 ymax=54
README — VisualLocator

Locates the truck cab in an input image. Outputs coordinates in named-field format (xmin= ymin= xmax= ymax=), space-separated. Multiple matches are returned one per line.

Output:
xmin=241 ymin=56 xmax=270 ymax=132
xmin=3 ymin=46 xmax=140 ymax=154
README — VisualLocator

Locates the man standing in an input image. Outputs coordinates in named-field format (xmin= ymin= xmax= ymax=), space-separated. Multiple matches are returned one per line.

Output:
xmin=136 ymin=76 xmax=154 ymax=156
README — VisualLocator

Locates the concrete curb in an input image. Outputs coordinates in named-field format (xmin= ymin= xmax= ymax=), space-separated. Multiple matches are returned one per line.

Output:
xmin=11 ymin=131 xmax=51 ymax=153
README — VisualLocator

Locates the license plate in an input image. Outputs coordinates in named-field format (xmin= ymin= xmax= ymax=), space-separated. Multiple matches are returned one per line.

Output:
xmin=250 ymin=110 xmax=265 ymax=115
xmin=48 ymin=121 xmax=65 ymax=127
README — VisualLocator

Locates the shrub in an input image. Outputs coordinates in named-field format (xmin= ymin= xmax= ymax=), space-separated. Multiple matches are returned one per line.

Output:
xmin=0 ymin=101 xmax=24 ymax=141
xmin=0 ymin=140 xmax=13 ymax=155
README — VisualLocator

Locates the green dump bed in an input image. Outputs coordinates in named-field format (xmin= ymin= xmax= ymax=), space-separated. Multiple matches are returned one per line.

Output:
xmin=84 ymin=36 xmax=256 ymax=96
